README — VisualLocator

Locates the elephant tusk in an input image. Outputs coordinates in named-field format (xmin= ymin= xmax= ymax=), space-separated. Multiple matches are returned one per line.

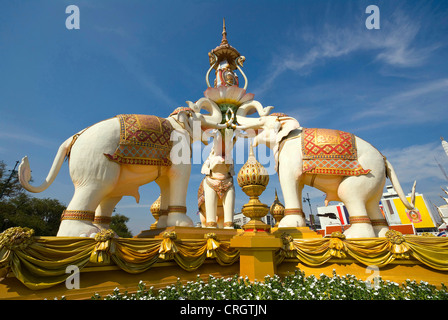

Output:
xmin=236 ymin=100 xmax=273 ymax=118
xmin=411 ymin=180 xmax=417 ymax=207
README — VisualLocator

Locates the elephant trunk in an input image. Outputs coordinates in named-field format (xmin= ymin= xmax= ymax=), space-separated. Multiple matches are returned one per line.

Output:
xmin=188 ymin=99 xmax=234 ymax=130
xmin=233 ymin=101 xmax=274 ymax=130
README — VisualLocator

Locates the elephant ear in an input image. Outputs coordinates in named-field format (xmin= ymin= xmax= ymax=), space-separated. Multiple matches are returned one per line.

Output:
xmin=273 ymin=116 xmax=301 ymax=173
xmin=275 ymin=117 xmax=301 ymax=146
xmin=201 ymin=159 xmax=211 ymax=175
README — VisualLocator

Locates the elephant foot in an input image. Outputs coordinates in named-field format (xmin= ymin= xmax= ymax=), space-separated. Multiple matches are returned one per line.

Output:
xmin=57 ymin=220 xmax=100 ymax=237
xmin=157 ymin=215 xmax=168 ymax=228
xmin=223 ymin=222 xmax=234 ymax=229
xmin=278 ymin=214 xmax=306 ymax=228
xmin=205 ymin=221 xmax=218 ymax=228
xmin=93 ymin=223 xmax=110 ymax=231
xmin=343 ymin=223 xmax=376 ymax=239
xmin=373 ymin=226 xmax=389 ymax=238
xmin=167 ymin=212 xmax=194 ymax=227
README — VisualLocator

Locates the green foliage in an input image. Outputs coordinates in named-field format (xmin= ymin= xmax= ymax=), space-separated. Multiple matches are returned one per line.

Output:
xmin=0 ymin=160 xmax=66 ymax=235
xmin=0 ymin=161 xmax=22 ymax=199
xmin=110 ymin=213 xmax=133 ymax=238
xmin=92 ymin=270 xmax=448 ymax=300
xmin=0 ymin=193 xmax=65 ymax=236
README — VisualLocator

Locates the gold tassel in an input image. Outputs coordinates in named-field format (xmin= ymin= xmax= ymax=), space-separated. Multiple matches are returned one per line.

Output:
xmin=329 ymin=232 xmax=347 ymax=258
xmin=386 ymin=230 xmax=410 ymax=259
xmin=205 ymin=233 xmax=220 ymax=258
xmin=158 ymin=232 xmax=178 ymax=260
xmin=89 ymin=229 xmax=116 ymax=264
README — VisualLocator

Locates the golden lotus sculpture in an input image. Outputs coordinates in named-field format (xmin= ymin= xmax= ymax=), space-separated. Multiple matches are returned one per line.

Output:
xmin=237 ymin=144 xmax=270 ymax=231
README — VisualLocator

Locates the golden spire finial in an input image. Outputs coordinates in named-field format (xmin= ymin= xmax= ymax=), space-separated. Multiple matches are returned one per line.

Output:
xmin=221 ymin=18 xmax=228 ymax=45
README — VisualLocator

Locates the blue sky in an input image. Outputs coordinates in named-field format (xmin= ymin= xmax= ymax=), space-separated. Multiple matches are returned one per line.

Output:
xmin=1 ymin=0 xmax=448 ymax=235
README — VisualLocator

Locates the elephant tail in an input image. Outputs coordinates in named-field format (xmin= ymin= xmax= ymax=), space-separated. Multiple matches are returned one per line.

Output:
xmin=384 ymin=159 xmax=417 ymax=211
xmin=19 ymin=136 xmax=74 ymax=193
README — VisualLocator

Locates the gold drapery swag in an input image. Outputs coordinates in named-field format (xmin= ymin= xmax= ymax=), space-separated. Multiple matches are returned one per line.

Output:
xmin=0 ymin=228 xmax=239 ymax=290
xmin=276 ymin=230 xmax=448 ymax=270
xmin=2 ymin=228 xmax=448 ymax=290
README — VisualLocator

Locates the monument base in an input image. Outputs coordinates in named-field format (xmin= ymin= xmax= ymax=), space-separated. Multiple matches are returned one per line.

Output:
xmin=271 ymin=227 xmax=322 ymax=239
xmin=135 ymin=226 xmax=242 ymax=240
xmin=230 ymin=230 xmax=282 ymax=282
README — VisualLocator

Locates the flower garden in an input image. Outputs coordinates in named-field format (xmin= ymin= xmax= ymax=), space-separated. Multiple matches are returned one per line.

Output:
xmin=91 ymin=270 xmax=448 ymax=300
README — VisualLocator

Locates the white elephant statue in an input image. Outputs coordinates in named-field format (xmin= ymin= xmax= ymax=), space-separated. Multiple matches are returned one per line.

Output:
xmin=235 ymin=106 xmax=418 ymax=238
xmin=198 ymin=129 xmax=236 ymax=229
xmin=18 ymin=104 xmax=233 ymax=237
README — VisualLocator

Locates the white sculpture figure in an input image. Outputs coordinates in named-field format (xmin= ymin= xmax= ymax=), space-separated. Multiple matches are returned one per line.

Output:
xmin=198 ymin=129 xmax=236 ymax=229
xmin=234 ymin=106 xmax=419 ymax=238
xmin=18 ymin=105 xmax=234 ymax=237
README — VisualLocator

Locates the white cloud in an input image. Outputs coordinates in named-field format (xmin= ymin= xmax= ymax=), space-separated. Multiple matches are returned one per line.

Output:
xmin=352 ymin=78 xmax=448 ymax=126
xmin=381 ymin=142 xmax=444 ymax=184
xmin=254 ymin=9 xmax=437 ymax=97
xmin=0 ymin=131 xmax=55 ymax=149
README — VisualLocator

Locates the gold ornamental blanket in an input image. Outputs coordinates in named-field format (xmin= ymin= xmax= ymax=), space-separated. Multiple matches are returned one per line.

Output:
xmin=301 ymin=128 xmax=370 ymax=176
xmin=105 ymin=114 xmax=173 ymax=166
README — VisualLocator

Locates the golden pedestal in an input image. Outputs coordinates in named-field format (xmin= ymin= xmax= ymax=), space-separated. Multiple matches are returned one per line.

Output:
xmin=272 ymin=227 xmax=322 ymax=239
xmin=135 ymin=226 xmax=241 ymax=240
xmin=230 ymin=186 xmax=283 ymax=282
xmin=230 ymin=230 xmax=282 ymax=282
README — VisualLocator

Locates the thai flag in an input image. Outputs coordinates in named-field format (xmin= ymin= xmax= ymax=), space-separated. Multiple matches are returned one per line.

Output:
xmin=336 ymin=205 xmax=350 ymax=225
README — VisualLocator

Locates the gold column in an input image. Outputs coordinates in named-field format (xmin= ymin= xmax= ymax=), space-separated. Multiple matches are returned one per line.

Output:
xmin=230 ymin=145 xmax=282 ymax=281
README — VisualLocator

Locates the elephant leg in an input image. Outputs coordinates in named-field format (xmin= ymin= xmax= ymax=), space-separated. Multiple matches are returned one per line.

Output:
xmin=338 ymin=177 xmax=376 ymax=238
xmin=94 ymin=196 xmax=122 ymax=231
xmin=341 ymin=203 xmax=375 ymax=238
xmin=222 ymin=187 xmax=235 ymax=229
xmin=58 ymin=160 xmax=120 ymax=237
xmin=204 ymin=181 xmax=219 ymax=228
xmin=166 ymin=164 xmax=194 ymax=227
xmin=156 ymin=176 xmax=170 ymax=228
xmin=278 ymin=176 xmax=306 ymax=228
xmin=366 ymin=184 xmax=389 ymax=237
xmin=58 ymin=186 xmax=111 ymax=237
xmin=216 ymin=205 xmax=225 ymax=228
xmin=199 ymin=206 xmax=207 ymax=227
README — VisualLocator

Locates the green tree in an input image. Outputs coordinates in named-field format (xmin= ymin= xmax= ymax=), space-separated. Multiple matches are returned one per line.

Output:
xmin=0 ymin=193 xmax=65 ymax=235
xmin=0 ymin=160 xmax=22 ymax=199
xmin=110 ymin=212 xmax=133 ymax=238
